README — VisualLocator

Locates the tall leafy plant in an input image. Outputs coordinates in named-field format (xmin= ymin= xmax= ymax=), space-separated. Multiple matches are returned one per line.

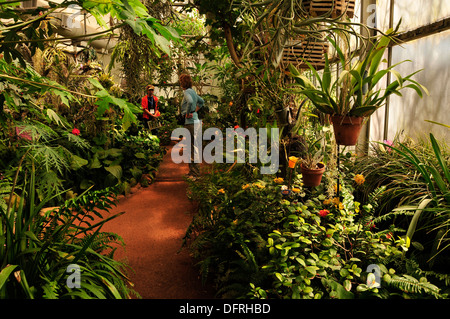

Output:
xmin=381 ymin=133 xmax=450 ymax=267
xmin=289 ymin=29 xmax=428 ymax=117
xmin=0 ymin=159 xmax=134 ymax=299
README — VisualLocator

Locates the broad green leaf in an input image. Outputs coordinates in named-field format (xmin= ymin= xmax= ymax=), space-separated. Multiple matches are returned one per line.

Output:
xmin=46 ymin=109 xmax=67 ymax=127
xmin=275 ymin=272 xmax=284 ymax=282
xmin=305 ymin=266 xmax=319 ymax=275
xmin=88 ymin=78 xmax=105 ymax=90
xmin=105 ymin=165 xmax=122 ymax=180
xmin=71 ymin=155 xmax=88 ymax=170
xmin=0 ymin=265 xmax=18 ymax=289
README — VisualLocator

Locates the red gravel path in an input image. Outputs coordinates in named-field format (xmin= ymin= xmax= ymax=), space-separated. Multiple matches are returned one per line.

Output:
xmin=101 ymin=140 xmax=215 ymax=299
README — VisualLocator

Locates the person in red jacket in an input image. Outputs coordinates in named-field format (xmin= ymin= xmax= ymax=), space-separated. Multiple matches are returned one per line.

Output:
xmin=141 ymin=85 xmax=160 ymax=136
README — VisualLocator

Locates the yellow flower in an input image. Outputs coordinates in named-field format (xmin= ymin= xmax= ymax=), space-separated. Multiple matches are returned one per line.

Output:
xmin=288 ymin=156 xmax=299 ymax=168
xmin=323 ymin=198 xmax=332 ymax=205
xmin=242 ymin=184 xmax=251 ymax=190
xmin=253 ymin=182 xmax=265 ymax=189
xmin=292 ymin=187 xmax=301 ymax=193
xmin=331 ymin=197 xmax=344 ymax=210
xmin=333 ymin=184 xmax=342 ymax=193
xmin=274 ymin=177 xmax=284 ymax=184
xmin=354 ymin=174 xmax=365 ymax=185
xmin=217 ymin=188 xmax=225 ymax=194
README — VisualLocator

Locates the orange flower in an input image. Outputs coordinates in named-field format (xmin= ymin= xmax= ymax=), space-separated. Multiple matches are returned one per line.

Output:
xmin=274 ymin=177 xmax=284 ymax=184
xmin=288 ymin=156 xmax=298 ymax=168
xmin=354 ymin=174 xmax=365 ymax=185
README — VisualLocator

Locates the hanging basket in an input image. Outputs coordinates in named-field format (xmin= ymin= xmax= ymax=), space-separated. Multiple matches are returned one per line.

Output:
xmin=282 ymin=38 xmax=329 ymax=70
xmin=300 ymin=162 xmax=326 ymax=187
xmin=331 ymin=115 xmax=364 ymax=146
xmin=303 ymin=0 xmax=355 ymax=19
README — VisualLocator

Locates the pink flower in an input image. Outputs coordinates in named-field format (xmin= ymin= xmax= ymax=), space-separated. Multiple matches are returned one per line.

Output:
xmin=72 ymin=128 xmax=80 ymax=136
xmin=383 ymin=139 xmax=393 ymax=152
xmin=319 ymin=209 xmax=329 ymax=217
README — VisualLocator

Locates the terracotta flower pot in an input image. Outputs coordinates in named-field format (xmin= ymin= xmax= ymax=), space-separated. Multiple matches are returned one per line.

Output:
xmin=331 ymin=115 xmax=364 ymax=146
xmin=300 ymin=162 xmax=326 ymax=187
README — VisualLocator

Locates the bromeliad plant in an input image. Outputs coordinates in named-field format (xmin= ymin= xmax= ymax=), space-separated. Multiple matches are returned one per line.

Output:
xmin=288 ymin=28 xmax=428 ymax=118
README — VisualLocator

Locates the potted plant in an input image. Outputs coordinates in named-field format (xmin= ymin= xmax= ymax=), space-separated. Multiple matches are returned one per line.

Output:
xmin=299 ymin=148 xmax=326 ymax=187
xmin=292 ymin=134 xmax=327 ymax=187
xmin=288 ymin=28 xmax=428 ymax=146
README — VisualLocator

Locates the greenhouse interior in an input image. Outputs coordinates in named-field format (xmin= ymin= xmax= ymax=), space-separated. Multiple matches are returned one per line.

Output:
xmin=1 ymin=0 xmax=450 ymax=306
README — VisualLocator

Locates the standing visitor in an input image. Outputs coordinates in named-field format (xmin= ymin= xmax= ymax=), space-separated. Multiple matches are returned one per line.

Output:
xmin=141 ymin=84 xmax=160 ymax=136
xmin=179 ymin=73 xmax=204 ymax=179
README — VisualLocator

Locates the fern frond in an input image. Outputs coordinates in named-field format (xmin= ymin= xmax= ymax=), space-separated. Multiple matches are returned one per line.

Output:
xmin=76 ymin=231 xmax=125 ymax=253
xmin=373 ymin=209 xmax=414 ymax=223
xmin=66 ymin=132 xmax=91 ymax=150
xmin=415 ymin=268 xmax=450 ymax=286
xmin=368 ymin=185 xmax=387 ymax=209
xmin=29 ymin=144 xmax=71 ymax=175
xmin=384 ymin=274 xmax=443 ymax=298
xmin=41 ymin=278 xmax=60 ymax=299
xmin=235 ymin=242 xmax=258 ymax=272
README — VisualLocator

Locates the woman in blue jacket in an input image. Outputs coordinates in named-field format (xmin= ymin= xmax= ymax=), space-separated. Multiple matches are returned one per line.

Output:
xmin=179 ymin=73 xmax=204 ymax=179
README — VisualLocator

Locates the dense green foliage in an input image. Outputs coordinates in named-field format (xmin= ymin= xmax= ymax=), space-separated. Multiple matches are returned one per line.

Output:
xmin=1 ymin=0 xmax=448 ymax=301
xmin=0 ymin=0 xmax=175 ymax=299
xmin=184 ymin=140 xmax=449 ymax=298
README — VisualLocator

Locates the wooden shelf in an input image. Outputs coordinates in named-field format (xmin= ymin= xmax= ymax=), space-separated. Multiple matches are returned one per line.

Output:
xmin=282 ymin=39 xmax=329 ymax=70
xmin=303 ymin=0 xmax=355 ymax=19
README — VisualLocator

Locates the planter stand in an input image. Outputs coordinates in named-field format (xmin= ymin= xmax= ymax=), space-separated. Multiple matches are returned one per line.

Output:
xmin=337 ymin=144 xmax=341 ymax=199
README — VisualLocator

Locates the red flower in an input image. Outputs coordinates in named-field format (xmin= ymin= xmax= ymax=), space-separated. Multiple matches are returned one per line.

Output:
xmin=72 ymin=128 xmax=80 ymax=136
xmin=365 ymin=220 xmax=376 ymax=229
xmin=319 ymin=209 xmax=329 ymax=217
xmin=234 ymin=125 xmax=239 ymax=129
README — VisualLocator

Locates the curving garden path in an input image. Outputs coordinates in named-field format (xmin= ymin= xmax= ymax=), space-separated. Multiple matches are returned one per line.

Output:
xmin=101 ymin=139 xmax=215 ymax=299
